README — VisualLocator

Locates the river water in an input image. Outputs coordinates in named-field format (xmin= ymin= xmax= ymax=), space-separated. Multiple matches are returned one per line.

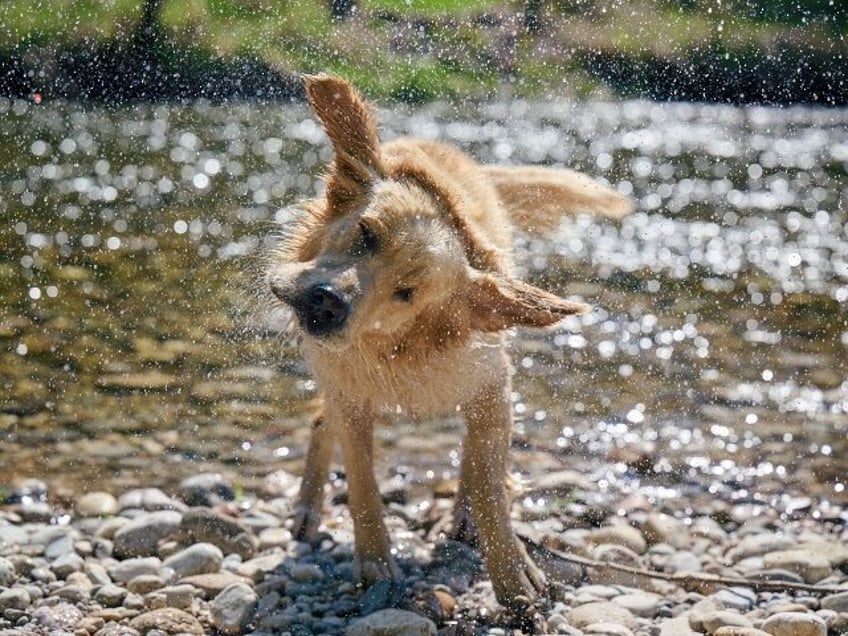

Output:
xmin=1 ymin=97 xmax=846 ymax=521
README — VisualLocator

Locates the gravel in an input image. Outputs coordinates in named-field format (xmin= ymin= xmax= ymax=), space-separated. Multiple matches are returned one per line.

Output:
xmin=0 ymin=472 xmax=846 ymax=636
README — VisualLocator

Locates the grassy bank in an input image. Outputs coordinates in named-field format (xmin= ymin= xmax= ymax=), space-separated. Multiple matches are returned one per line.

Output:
xmin=0 ymin=0 xmax=845 ymax=103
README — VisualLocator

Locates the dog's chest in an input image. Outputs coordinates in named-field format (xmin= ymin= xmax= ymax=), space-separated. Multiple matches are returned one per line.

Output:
xmin=308 ymin=334 xmax=508 ymax=416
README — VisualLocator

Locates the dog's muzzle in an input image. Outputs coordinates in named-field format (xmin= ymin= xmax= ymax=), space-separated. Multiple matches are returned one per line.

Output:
xmin=288 ymin=283 xmax=350 ymax=337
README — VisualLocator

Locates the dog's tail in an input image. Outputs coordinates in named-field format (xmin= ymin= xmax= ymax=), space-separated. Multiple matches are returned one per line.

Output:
xmin=483 ymin=165 xmax=632 ymax=235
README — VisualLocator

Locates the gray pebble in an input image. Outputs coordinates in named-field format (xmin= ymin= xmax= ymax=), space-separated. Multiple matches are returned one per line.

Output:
xmin=289 ymin=562 xmax=325 ymax=583
xmin=701 ymin=609 xmax=752 ymax=632
xmin=159 ymin=583 xmax=199 ymax=609
xmin=162 ymin=542 xmax=223 ymax=578
xmin=760 ymin=611 xmax=826 ymax=636
xmin=76 ymin=491 xmax=119 ymax=518
xmin=821 ymin=590 xmax=848 ymax=613
xmin=0 ymin=587 xmax=31 ymax=611
xmin=712 ymin=587 xmax=757 ymax=611
xmin=95 ymin=583 xmax=129 ymax=607
xmin=108 ymin=556 xmax=162 ymax=583
xmin=50 ymin=552 xmax=85 ymax=578
xmin=0 ymin=557 xmax=16 ymax=586
xmin=346 ymin=608 xmax=437 ymax=636
xmin=113 ymin=510 xmax=182 ymax=558
xmin=210 ymin=582 xmax=259 ymax=635
xmin=118 ymin=487 xmax=185 ymax=512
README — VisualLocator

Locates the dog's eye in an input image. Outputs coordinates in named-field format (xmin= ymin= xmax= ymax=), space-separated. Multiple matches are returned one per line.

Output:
xmin=358 ymin=221 xmax=379 ymax=254
xmin=393 ymin=287 xmax=415 ymax=302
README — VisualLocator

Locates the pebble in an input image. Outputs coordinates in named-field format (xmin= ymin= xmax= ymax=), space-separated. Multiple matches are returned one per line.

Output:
xmin=0 ymin=481 xmax=845 ymax=636
xmin=0 ymin=557 xmax=15 ymax=586
xmin=569 ymin=601 xmax=638 ymax=630
xmin=821 ymin=590 xmax=848 ymax=612
xmin=113 ymin=510 xmax=183 ymax=558
xmin=210 ymin=582 xmax=259 ymax=635
xmin=127 ymin=607 xmax=204 ymax=635
xmin=179 ymin=508 xmax=257 ymax=559
xmin=162 ymin=541 xmax=223 ymax=578
xmin=761 ymin=549 xmax=832 ymax=584
xmin=346 ymin=608 xmax=437 ymax=636
xmin=108 ymin=556 xmax=163 ymax=583
xmin=759 ymin=611 xmax=827 ymax=636
xmin=701 ymin=609 xmax=753 ymax=632
xmin=76 ymin=491 xmax=120 ymax=517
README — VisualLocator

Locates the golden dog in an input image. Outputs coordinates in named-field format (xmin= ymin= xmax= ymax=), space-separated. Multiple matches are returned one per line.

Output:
xmin=266 ymin=74 xmax=630 ymax=614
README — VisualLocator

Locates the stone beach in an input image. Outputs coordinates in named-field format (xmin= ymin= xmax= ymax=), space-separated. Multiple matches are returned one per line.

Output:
xmin=1 ymin=470 xmax=846 ymax=635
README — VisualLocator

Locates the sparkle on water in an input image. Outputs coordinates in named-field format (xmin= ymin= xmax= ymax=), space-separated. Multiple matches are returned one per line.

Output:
xmin=0 ymin=96 xmax=845 ymax=518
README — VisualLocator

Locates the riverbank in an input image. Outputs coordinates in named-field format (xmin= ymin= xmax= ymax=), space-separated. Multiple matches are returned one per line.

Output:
xmin=0 ymin=0 xmax=844 ymax=104
xmin=1 ymin=467 xmax=847 ymax=635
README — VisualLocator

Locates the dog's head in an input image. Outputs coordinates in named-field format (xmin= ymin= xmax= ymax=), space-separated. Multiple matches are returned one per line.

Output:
xmin=266 ymin=75 xmax=588 ymax=351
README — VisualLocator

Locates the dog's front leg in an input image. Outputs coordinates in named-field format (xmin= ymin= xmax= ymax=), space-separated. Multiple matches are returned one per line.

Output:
xmin=461 ymin=380 xmax=546 ymax=607
xmin=332 ymin=399 xmax=400 ymax=584
xmin=292 ymin=413 xmax=335 ymax=540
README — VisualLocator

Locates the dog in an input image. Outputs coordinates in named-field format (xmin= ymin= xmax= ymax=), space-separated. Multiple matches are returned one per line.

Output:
xmin=265 ymin=74 xmax=630 ymax=615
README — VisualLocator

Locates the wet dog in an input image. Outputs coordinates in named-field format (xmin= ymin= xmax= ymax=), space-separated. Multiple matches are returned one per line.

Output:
xmin=266 ymin=74 xmax=630 ymax=616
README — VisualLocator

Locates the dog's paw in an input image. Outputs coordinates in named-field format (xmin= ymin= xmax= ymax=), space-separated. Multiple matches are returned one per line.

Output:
xmin=355 ymin=554 xmax=401 ymax=586
xmin=289 ymin=504 xmax=320 ymax=542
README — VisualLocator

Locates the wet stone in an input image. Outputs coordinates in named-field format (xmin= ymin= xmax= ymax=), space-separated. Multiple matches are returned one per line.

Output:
xmin=108 ymin=556 xmax=162 ymax=583
xmin=0 ymin=557 xmax=17 ymax=586
xmin=760 ymin=611 xmax=827 ymax=636
xmin=583 ymin=623 xmax=636 ymax=635
xmin=821 ymin=590 xmax=848 ymax=613
xmin=158 ymin=583 xmax=198 ymax=609
xmin=113 ymin=510 xmax=182 ymax=558
xmin=568 ymin=601 xmax=638 ymax=630
xmin=127 ymin=607 xmax=204 ymax=635
xmin=700 ymin=610 xmax=753 ymax=632
xmin=0 ymin=587 xmax=30 ymax=611
xmin=31 ymin=602 xmax=84 ymax=630
xmin=179 ymin=571 xmax=251 ymax=598
xmin=94 ymin=583 xmax=128 ymax=607
xmin=118 ymin=488 xmax=185 ymax=512
xmin=346 ymin=608 xmax=437 ymax=636
xmin=761 ymin=548 xmax=832 ymax=584
xmin=178 ymin=473 xmax=235 ymax=507
xmin=95 ymin=370 xmax=178 ymax=394
xmin=76 ymin=491 xmax=120 ymax=518
xmin=161 ymin=542 xmax=223 ymax=578
xmin=209 ymin=582 xmax=259 ymax=635
xmin=178 ymin=508 xmax=257 ymax=560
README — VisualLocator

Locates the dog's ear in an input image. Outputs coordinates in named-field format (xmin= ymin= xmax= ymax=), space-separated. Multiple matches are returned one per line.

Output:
xmin=465 ymin=273 xmax=589 ymax=331
xmin=305 ymin=74 xmax=385 ymax=214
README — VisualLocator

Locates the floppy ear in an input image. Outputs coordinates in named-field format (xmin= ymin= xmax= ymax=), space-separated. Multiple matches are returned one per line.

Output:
xmin=466 ymin=272 xmax=589 ymax=332
xmin=304 ymin=74 xmax=386 ymax=214
xmin=483 ymin=165 xmax=632 ymax=235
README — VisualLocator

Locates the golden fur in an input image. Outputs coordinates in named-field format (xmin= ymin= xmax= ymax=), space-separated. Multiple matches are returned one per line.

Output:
xmin=265 ymin=74 xmax=631 ymax=615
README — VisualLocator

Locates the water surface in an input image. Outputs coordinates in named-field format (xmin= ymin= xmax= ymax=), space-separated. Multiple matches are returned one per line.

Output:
xmin=1 ymin=97 xmax=846 ymax=520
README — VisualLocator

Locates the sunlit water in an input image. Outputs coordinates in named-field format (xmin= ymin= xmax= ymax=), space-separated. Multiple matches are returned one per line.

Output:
xmin=1 ymin=97 xmax=846 ymax=520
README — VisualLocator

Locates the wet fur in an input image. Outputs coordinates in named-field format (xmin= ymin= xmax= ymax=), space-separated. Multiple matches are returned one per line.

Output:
xmin=265 ymin=74 xmax=630 ymax=615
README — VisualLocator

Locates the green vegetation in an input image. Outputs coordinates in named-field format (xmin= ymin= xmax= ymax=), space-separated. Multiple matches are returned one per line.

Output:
xmin=0 ymin=0 xmax=844 ymax=102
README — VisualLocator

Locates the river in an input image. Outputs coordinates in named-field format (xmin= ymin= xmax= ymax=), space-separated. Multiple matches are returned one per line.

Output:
xmin=1 ymin=97 xmax=846 ymax=521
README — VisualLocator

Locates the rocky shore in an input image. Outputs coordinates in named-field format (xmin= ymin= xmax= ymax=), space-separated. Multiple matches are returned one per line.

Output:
xmin=1 ymin=470 xmax=846 ymax=636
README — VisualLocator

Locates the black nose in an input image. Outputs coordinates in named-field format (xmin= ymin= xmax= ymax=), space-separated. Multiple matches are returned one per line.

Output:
xmin=299 ymin=284 xmax=350 ymax=336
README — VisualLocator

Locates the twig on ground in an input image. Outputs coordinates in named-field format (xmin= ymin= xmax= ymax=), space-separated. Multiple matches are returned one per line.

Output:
xmin=519 ymin=535 xmax=847 ymax=595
